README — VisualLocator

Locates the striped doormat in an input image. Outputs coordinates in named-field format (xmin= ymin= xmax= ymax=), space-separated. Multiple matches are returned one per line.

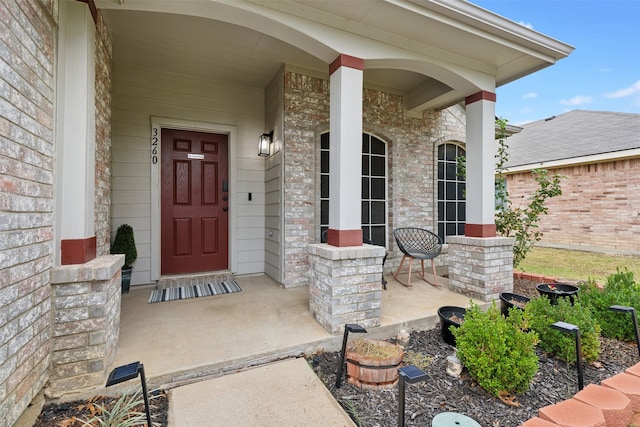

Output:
xmin=148 ymin=280 xmax=241 ymax=303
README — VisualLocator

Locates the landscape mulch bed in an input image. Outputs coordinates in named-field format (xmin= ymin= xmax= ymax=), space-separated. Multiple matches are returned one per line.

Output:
xmin=310 ymin=278 xmax=638 ymax=427
xmin=33 ymin=390 xmax=169 ymax=427
xmin=34 ymin=278 xmax=637 ymax=427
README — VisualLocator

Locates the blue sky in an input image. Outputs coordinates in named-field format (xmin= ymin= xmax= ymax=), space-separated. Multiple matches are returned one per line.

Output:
xmin=473 ymin=0 xmax=640 ymax=125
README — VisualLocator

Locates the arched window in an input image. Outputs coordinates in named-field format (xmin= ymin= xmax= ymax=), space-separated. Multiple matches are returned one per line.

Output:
xmin=437 ymin=143 xmax=466 ymax=243
xmin=320 ymin=132 xmax=387 ymax=246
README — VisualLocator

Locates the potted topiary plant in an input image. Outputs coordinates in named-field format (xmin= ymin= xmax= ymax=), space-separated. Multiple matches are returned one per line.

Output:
xmin=110 ymin=224 xmax=137 ymax=294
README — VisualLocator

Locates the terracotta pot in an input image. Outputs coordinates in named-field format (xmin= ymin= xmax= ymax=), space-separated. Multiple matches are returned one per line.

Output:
xmin=438 ymin=306 xmax=466 ymax=346
xmin=536 ymin=283 xmax=579 ymax=305
xmin=346 ymin=339 xmax=404 ymax=390
xmin=499 ymin=292 xmax=530 ymax=317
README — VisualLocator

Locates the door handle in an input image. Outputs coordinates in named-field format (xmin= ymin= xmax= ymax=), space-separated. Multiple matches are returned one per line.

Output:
xmin=223 ymin=207 xmax=228 ymax=212
xmin=222 ymin=180 xmax=228 ymax=192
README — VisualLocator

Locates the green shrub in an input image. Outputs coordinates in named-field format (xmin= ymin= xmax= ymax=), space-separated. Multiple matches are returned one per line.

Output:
xmin=111 ymin=224 xmax=137 ymax=268
xmin=579 ymin=269 xmax=639 ymax=342
xmin=452 ymin=302 xmax=539 ymax=397
xmin=525 ymin=296 xmax=601 ymax=363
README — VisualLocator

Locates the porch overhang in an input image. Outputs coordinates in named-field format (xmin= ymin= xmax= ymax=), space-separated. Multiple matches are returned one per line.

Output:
xmin=96 ymin=0 xmax=574 ymax=111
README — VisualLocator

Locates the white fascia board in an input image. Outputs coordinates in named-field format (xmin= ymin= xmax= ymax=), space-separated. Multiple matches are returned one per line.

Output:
xmin=500 ymin=148 xmax=640 ymax=174
xmin=411 ymin=0 xmax=575 ymax=59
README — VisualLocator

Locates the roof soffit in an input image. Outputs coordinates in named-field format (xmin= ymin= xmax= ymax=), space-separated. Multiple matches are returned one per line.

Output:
xmin=96 ymin=0 xmax=573 ymax=109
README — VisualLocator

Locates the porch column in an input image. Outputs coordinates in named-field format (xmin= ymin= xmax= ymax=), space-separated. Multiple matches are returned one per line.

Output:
xmin=56 ymin=0 xmax=97 ymax=265
xmin=464 ymin=91 xmax=496 ymax=237
xmin=447 ymin=90 xmax=514 ymax=301
xmin=327 ymin=54 xmax=364 ymax=247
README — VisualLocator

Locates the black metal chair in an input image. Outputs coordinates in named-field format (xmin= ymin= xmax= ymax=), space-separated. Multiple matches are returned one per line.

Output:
xmin=392 ymin=227 xmax=442 ymax=288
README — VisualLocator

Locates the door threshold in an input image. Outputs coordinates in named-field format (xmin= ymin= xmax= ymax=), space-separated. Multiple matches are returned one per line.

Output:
xmin=156 ymin=271 xmax=233 ymax=289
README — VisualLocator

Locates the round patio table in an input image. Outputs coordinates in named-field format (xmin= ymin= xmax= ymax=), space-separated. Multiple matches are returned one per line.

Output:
xmin=432 ymin=412 xmax=482 ymax=427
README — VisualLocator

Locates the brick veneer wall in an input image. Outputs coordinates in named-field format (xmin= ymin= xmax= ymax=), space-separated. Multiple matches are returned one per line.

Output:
xmin=282 ymin=71 xmax=467 ymax=287
xmin=47 ymin=257 xmax=122 ymax=399
xmin=94 ymin=12 xmax=113 ymax=256
xmin=0 ymin=1 xmax=57 ymax=425
xmin=505 ymin=158 xmax=640 ymax=255
xmin=0 ymin=2 xmax=115 ymax=424
xmin=308 ymin=244 xmax=386 ymax=334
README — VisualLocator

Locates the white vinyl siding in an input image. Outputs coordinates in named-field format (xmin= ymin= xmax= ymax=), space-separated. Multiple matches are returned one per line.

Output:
xmin=111 ymin=65 xmax=267 ymax=285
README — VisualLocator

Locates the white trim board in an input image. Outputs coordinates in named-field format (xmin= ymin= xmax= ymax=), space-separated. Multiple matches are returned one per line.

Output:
xmin=150 ymin=116 xmax=238 ymax=281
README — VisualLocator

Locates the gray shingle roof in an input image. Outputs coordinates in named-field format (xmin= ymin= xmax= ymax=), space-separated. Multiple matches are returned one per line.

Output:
xmin=503 ymin=110 xmax=640 ymax=168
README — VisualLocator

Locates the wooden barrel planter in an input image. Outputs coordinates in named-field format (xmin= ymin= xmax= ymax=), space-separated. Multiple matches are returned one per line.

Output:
xmin=499 ymin=292 xmax=530 ymax=317
xmin=438 ymin=306 xmax=466 ymax=346
xmin=536 ymin=283 xmax=579 ymax=305
xmin=346 ymin=339 xmax=404 ymax=390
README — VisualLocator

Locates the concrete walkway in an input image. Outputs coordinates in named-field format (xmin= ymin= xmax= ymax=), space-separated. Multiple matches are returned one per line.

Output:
xmin=169 ymin=358 xmax=355 ymax=426
xmin=112 ymin=273 xmax=478 ymax=426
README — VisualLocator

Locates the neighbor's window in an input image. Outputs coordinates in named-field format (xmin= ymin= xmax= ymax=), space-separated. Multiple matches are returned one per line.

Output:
xmin=320 ymin=132 xmax=387 ymax=246
xmin=437 ymin=143 xmax=466 ymax=243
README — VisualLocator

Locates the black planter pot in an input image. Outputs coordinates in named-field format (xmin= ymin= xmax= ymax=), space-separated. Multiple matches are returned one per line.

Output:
xmin=121 ymin=266 xmax=132 ymax=294
xmin=499 ymin=292 xmax=530 ymax=317
xmin=438 ymin=306 xmax=466 ymax=346
xmin=536 ymin=283 xmax=579 ymax=305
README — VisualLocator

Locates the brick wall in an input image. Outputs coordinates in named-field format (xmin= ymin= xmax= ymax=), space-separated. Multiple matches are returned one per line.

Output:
xmin=47 ymin=257 xmax=122 ymax=399
xmin=282 ymin=71 xmax=466 ymax=287
xmin=0 ymin=1 xmax=57 ymax=425
xmin=94 ymin=12 xmax=113 ymax=256
xmin=308 ymin=244 xmax=386 ymax=334
xmin=505 ymin=158 xmax=640 ymax=255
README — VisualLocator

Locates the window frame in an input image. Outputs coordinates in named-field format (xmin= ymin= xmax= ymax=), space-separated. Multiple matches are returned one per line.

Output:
xmin=436 ymin=142 xmax=466 ymax=243
xmin=319 ymin=132 xmax=388 ymax=247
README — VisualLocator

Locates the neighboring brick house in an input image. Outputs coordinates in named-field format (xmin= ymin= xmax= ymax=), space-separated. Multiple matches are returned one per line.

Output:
xmin=0 ymin=0 xmax=573 ymax=424
xmin=503 ymin=110 xmax=640 ymax=255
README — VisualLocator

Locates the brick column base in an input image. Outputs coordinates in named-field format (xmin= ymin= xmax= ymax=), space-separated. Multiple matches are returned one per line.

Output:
xmin=447 ymin=236 xmax=514 ymax=301
xmin=46 ymin=255 xmax=124 ymax=399
xmin=308 ymin=243 xmax=386 ymax=334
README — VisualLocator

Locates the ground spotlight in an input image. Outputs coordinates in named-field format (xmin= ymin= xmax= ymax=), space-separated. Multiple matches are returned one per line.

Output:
xmin=549 ymin=321 xmax=584 ymax=391
xmin=335 ymin=324 xmax=367 ymax=388
xmin=106 ymin=361 xmax=151 ymax=426
xmin=397 ymin=365 xmax=428 ymax=427
xmin=609 ymin=305 xmax=640 ymax=359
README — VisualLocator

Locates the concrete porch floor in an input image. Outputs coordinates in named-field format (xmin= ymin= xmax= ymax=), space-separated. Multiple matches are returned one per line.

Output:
xmin=114 ymin=273 xmax=479 ymax=391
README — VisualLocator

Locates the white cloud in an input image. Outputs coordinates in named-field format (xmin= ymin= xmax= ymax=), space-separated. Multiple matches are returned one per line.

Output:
xmin=518 ymin=21 xmax=534 ymax=29
xmin=560 ymin=95 xmax=593 ymax=106
xmin=523 ymin=92 xmax=537 ymax=99
xmin=603 ymin=80 xmax=640 ymax=99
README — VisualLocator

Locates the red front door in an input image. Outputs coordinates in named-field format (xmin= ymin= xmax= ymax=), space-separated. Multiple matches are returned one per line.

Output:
xmin=161 ymin=129 xmax=229 ymax=274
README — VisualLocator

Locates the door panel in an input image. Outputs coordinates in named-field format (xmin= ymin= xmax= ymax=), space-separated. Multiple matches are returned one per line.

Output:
xmin=161 ymin=129 xmax=229 ymax=274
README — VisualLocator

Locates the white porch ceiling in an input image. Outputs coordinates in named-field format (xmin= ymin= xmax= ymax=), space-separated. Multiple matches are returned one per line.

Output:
xmin=101 ymin=8 xmax=428 ymax=92
xmin=97 ymin=0 xmax=573 ymax=111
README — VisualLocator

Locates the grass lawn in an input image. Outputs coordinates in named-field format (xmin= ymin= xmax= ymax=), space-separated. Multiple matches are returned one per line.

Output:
xmin=517 ymin=246 xmax=640 ymax=283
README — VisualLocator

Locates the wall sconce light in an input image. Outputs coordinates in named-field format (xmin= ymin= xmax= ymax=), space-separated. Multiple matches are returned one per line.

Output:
xmin=609 ymin=305 xmax=640 ymax=358
xmin=258 ymin=131 xmax=273 ymax=157
xmin=549 ymin=321 xmax=584 ymax=391
xmin=335 ymin=323 xmax=367 ymax=388
xmin=105 ymin=361 xmax=152 ymax=426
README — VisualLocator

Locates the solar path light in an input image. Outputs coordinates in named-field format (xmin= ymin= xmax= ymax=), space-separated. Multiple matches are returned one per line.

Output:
xmin=549 ymin=321 xmax=584 ymax=391
xmin=335 ymin=323 xmax=367 ymax=388
xmin=609 ymin=305 xmax=640 ymax=359
xmin=397 ymin=365 xmax=428 ymax=427
xmin=105 ymin=361 xmax=152 ymax=427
